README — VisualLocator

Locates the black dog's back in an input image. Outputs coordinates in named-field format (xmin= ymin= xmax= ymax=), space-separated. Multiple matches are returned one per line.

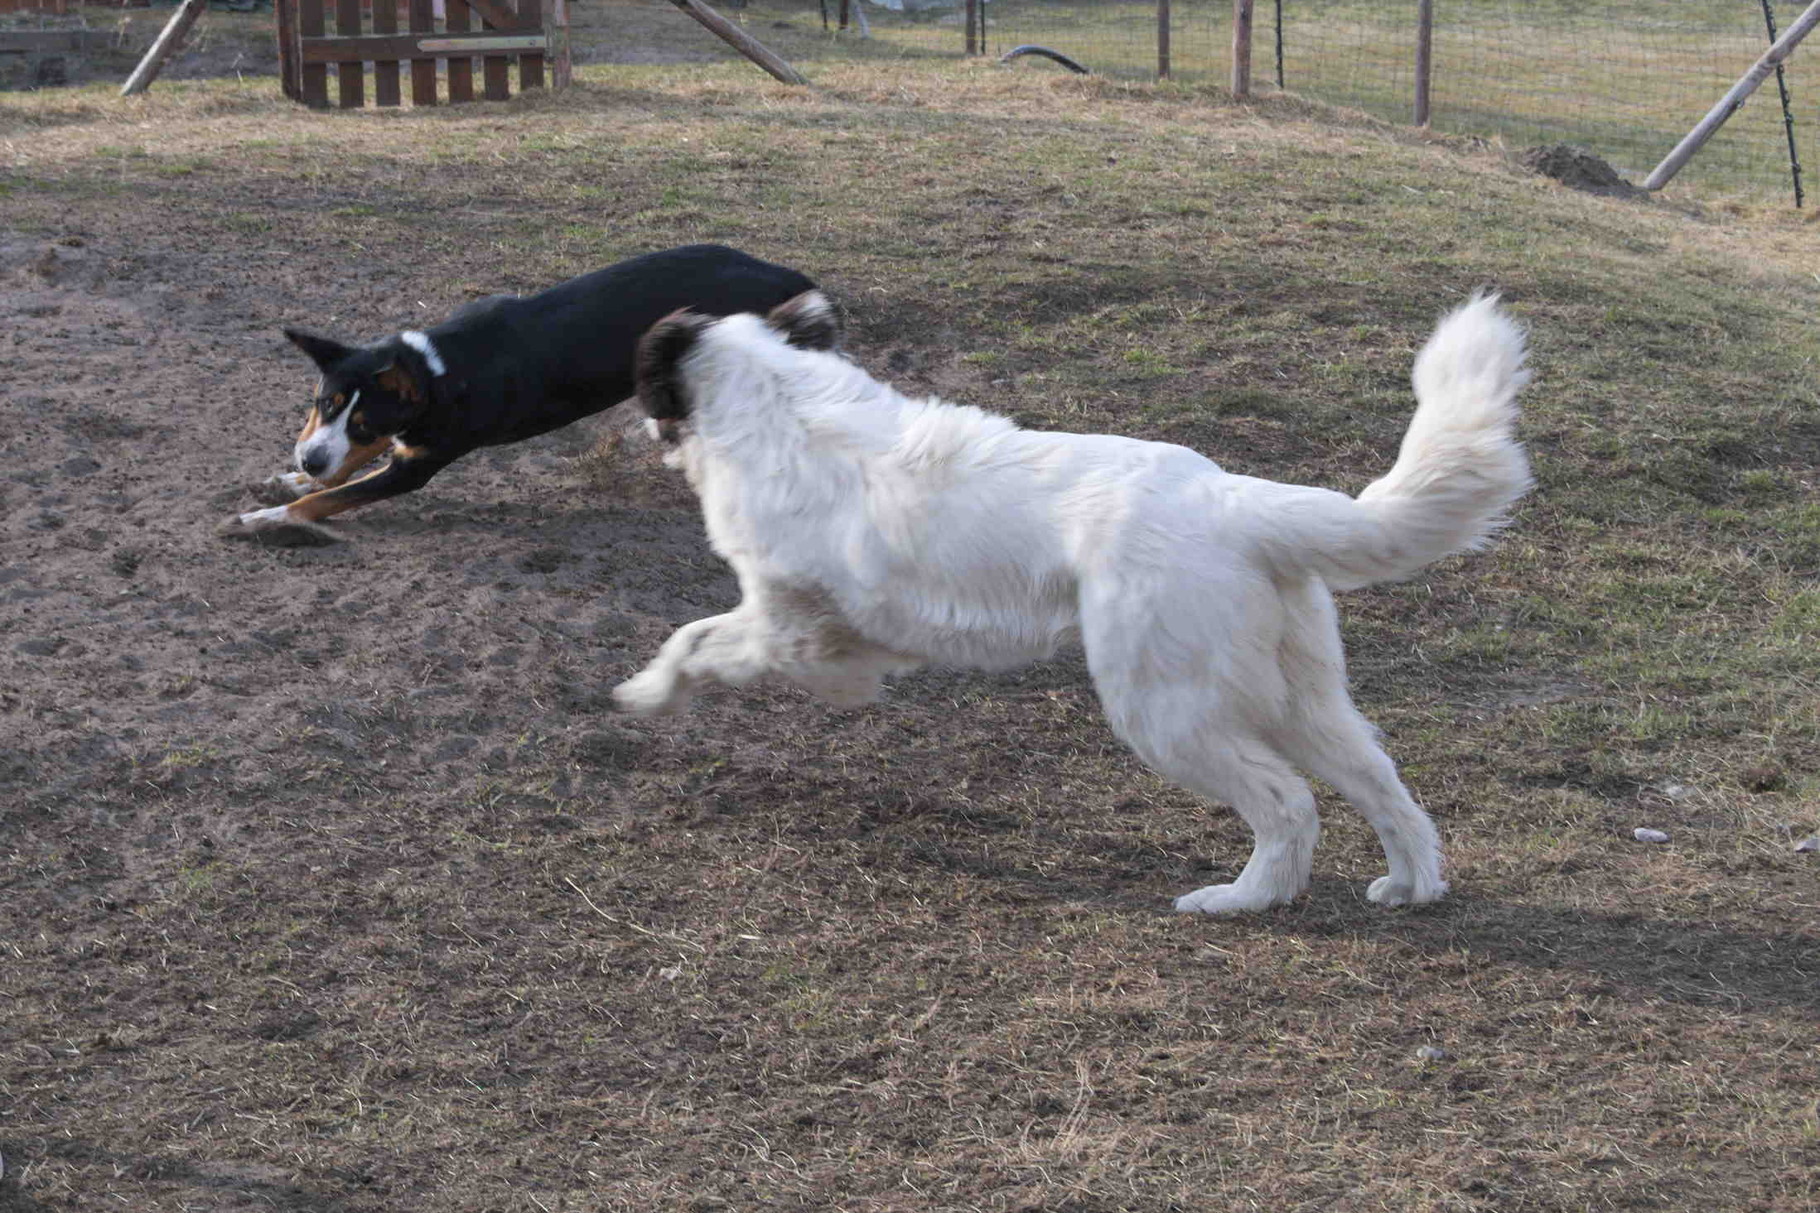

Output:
xmin=427 ymin=244 xmax=818 ymax=447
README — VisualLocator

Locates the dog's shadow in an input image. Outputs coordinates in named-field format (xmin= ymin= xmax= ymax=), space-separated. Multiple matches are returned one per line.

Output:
xmin=1252 ymin=882 xmax=1820 ymax=1020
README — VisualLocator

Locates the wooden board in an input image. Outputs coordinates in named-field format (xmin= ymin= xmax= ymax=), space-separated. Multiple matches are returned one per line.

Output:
xmin=286 ymin=0 xmax=561 ymax=108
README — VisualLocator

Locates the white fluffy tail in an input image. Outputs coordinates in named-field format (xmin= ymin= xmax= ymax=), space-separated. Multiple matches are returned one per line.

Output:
xmin=1274 ymin=294 xmax=1533 ymax=591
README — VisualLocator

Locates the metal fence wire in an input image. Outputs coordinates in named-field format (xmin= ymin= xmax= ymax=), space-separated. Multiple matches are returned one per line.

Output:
xmin=846 ymin=0 xmax=1807 ymax=200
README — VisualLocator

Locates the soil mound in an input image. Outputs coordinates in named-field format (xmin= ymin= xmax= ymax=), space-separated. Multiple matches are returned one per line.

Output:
xmin=1520 ymin=143 xmax=1645 ymax=199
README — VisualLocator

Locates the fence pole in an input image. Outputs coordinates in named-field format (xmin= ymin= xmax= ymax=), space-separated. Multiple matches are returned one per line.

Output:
xmin=1231 ymin=0 xmax=1253 ymax=97
xmin=667 ymin=0 xmax=807 ymax=83
xmin=120 ymin=0 xmax=210 ymax=95
xmin=1274 ymin=0 xmax=1283 ymax=88
xmin=1646 ymin=0 xmax=1820 ymax=191
xmin=1762 ymin=0 xmax=1805 ymax=206
xmin=1414 ymin=0 xmax=1432 ymax=125
xmin=1158 ymin=0 xmax=1170 ymax=79
xmin=965 ymin=0 xmax=977 ymax=55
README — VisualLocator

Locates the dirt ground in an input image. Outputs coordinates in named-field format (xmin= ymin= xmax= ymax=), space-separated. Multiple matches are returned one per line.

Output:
xmin=3 ymin=22 xmax=1819 ymax=1211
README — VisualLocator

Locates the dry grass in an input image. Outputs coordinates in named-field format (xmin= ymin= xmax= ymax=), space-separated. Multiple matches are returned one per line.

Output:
xmin=2 ymin=44 xmax=1819 ymax=1213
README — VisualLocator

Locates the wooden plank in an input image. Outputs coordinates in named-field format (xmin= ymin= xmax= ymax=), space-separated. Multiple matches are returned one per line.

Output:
xmin=483 ymin=50 xmax=511 ymax=100
xmin=446 ymin=0 xmax=473 ymax=104
xmin=408 ymin=0 xmax=436 ymax=105
xmin=335 ymin=0 xmax=362 ymax=108
xmin=373 ymin=0 xmax=400 ymax=107
xmin=519 ymin=0 xmax=543 ymax=92
xmin=300 ymin=32 xmax=545 ymax=63
xmin=481 ymin=0 xmax=511 ymax=101
xmin=300 ymin=0 xmax=328 ymax=108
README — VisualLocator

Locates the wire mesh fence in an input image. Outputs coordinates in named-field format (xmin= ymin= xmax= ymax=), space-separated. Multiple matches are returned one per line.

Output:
xmin=825 ymin=0 xmax=1812 ymax=200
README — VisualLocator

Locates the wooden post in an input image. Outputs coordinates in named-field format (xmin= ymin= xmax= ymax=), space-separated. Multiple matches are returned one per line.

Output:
xmin=1414 ymin=0 xmax=1432 ymax=126
xmin=548 ymin=0 xmax=571 ymax=88
xmin=120 ymin=0 xmax=210 ymax=96
xmin=274 ymin=0 xmax=300 ymax=100
xmin=1157 ymin=0 xmax=1170 ymax=80
xmin=1646 ymin=0 xmax=1820 ymax=190
xmin=965 ymin=0 xmax=978 ymax=56
xmin=1231 ymin=0 xmax=1253 ymax=97
xmin=667 ymin=0 xmax=807 ymax=84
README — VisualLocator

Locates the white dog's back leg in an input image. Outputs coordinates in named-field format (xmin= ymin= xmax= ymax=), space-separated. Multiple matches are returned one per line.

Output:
xmin=1272 ymin=579 xmax=1447 ymax=906
xmin=1083 ymin=598 xmax=1320 ymax=914
xmin=1157 ymin=736 xmax=1321 ymax=915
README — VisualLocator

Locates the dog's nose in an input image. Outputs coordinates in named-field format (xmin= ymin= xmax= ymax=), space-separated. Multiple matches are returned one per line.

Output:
xmin=299 ymin=449 xmax=330 ymax=477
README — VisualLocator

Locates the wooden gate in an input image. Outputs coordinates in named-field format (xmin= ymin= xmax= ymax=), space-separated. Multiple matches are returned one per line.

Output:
xmin=276 ymin=0 xmax=569 ymax=109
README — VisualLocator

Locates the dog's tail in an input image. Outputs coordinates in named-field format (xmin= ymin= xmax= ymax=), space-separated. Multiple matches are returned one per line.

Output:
xmin=1265 ymin=294 xmax=1532 ymax=591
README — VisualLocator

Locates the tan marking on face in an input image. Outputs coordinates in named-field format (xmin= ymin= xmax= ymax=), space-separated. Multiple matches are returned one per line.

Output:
xmin=318 ymin=434 xmax=392 ymax=488
xmin=297 ymin=406 xmax=322 ymax=444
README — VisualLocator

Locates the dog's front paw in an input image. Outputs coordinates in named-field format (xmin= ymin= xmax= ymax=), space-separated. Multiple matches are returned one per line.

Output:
xmin=249 ymin=472 xmax=318 ymax=506
xmin=1366 ymin=875 xmax=1449 ymax=908
xmin=612 ymin=670 xmax=690 ymax=716
xmin=216 ymin=507 xmax=341 ymax=548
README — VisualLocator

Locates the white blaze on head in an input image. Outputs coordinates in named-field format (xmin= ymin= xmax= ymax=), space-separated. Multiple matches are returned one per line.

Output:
xmin=295 ymin=389 xmax=358 ymax=477
xmin=399 ymin=330 xmax=446 ymax=377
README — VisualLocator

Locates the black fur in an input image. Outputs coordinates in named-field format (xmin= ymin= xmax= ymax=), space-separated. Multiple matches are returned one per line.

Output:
xmin=277 ymin=244 xmax=819 ymax=524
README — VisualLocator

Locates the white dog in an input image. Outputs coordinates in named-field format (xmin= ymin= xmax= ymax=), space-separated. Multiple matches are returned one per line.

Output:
xmin=614 ymin=292 xmax=1532 ymax=914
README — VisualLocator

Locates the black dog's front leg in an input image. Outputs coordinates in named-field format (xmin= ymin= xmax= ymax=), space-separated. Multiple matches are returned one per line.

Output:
xmin=219 ymin=451 xmax=454 ymax=544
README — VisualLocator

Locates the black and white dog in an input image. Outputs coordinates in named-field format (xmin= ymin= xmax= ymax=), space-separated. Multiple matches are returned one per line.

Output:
xmin=220 ymin=244 xmax=819 ymax=543
xmin=615 ymin=292 xmax=1532 ymax=914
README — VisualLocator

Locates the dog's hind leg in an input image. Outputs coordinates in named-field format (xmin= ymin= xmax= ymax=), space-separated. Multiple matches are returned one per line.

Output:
xmin=1271 ymin=579 xmax=1447 ymax=907
xmin=1154 ymin=738 xmax=1321 ymax=915
xmin=1083 ymin=578 xmax=1320 ymax=913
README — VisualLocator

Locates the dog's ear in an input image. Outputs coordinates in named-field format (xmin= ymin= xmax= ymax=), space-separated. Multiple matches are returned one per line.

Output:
xmin=637 ymin=310 xmax=714 ymax=434
xmin=766 ymin=290 xmax=842 ymax=352
xmin=284 ymin=329 xmax=355 ymax=373
xmin=374 ymin=359 xmax=426 ymax=407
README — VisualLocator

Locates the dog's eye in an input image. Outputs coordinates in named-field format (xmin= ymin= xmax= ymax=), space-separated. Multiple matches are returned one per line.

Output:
xmin=331 ymin=393 xmax=346 ymax=408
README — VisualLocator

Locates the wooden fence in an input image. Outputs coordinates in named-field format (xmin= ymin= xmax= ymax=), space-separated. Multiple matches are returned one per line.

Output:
xmin=0 ymin=0 xmax=72 ymax=12
xmin=276 ymin=0 xmax=569 ymax=109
